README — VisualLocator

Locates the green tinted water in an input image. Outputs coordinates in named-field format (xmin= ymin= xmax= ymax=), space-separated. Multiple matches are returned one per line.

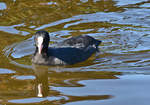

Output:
xmin=0 ymin=0 xmax=150 ymax=105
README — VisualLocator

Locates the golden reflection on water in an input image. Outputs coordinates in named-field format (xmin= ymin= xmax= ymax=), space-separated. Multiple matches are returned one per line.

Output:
xmin=0 ymin=0 xmax=150 ymax=105
xmin=32 ymin=64 xmax=119 ymax=104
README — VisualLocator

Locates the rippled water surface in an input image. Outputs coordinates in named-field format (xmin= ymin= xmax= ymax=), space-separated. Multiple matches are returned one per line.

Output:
xmin=0 ymin=0 xmax=150 ymax=105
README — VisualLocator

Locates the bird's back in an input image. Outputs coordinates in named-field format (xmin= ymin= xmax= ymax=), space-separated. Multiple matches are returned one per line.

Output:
xmin=58 ymin=35 xmax=101 ymax=50
xmin=47 ymin=46 xmax=97 ymax=65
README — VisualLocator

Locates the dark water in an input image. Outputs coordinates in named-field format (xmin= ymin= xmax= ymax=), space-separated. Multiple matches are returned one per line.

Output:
xmin=0 ymin=0 xmax=150 ymax=105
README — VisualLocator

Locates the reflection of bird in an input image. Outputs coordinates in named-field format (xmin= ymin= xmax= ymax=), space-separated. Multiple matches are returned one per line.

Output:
xmin=32 ymin=30 xmax=101 ymax=65
xmin=34 ymin=66 xmax=49 ymax=97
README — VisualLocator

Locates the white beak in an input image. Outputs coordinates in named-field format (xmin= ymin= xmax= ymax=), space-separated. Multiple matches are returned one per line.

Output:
xmin=37 ymin=36 xmax=44 ymax=54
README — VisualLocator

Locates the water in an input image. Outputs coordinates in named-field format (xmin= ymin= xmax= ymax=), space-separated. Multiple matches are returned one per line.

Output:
xmin=0 ymin=0 xmax=150 ymax=105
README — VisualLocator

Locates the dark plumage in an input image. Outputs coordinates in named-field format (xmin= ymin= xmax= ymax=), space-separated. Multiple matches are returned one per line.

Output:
xmin=32 ymin=30 xmax=101 ymax=65
xmin=59 ymin=35 xmax=101 ymax=51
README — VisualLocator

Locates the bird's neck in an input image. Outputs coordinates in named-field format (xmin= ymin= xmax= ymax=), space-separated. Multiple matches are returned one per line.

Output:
xmin=35 ymin=47 xmax=48 ymax=57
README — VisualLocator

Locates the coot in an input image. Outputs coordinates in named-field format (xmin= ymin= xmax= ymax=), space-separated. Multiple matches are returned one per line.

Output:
xmin=32 ymin=30 xmax=101 ymax=65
